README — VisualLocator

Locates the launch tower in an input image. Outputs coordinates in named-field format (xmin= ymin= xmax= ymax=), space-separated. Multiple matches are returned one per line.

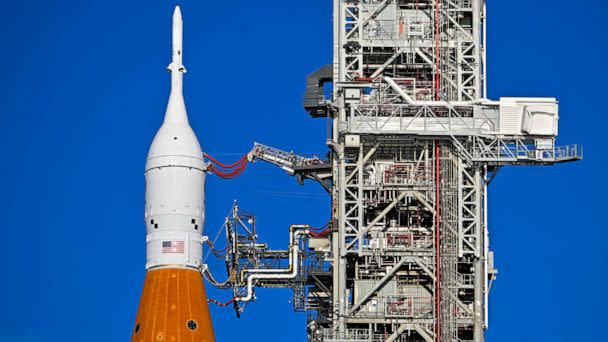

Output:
xmin=200 ymin=1 xmax=582 ymax=341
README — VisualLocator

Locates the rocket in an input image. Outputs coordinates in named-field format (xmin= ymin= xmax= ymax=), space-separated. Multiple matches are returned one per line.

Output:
xmin=132 ymin=6 xmax=215 ymax=342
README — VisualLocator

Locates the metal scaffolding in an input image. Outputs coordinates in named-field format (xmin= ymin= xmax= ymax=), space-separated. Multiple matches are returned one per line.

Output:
xmin=310 ymin=1 xmax=579 ymax=341
xmin=203 ymin=1 xmax=581 ymax=341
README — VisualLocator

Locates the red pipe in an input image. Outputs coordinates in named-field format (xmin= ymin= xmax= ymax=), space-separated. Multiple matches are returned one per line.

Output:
xmin=434 ymin=0 xmax=441 ymax=100
xmin=435 ymin=141 xmax=441 ymax=342
xmin=208 ymin=298 xmax=236 ymax=307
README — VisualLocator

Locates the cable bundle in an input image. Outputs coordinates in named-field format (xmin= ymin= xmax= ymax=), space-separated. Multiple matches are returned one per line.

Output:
xmin=202 ymin=267 xmax=232 ymax=289
xmin=204 ymin=153 xmax=249 ymax=179
xmin=309 ymin=222 xmax=331 ymax=238
xmin=204 ymin=239 xmax=231 ymax=257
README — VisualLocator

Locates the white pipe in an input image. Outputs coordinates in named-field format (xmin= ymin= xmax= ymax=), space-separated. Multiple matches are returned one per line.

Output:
xmin=238 ymin=225 xmax=305 ymax=276
xmin=235 ymin=227 xmax=308 ymax=302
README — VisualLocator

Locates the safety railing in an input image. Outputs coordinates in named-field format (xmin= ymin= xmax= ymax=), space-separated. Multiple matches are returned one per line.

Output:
xmin=348 ymin=103 xmax=495 ymax=136
xmin=470 ymin=138 xmax=583 ymax=164
xmin=251 ymin=143 xmax=329 ymax=169
xmin=386 ymin=232 xmax=434 ymax=250
xmin=554 ymin=144 xmax=583 ymax=162
xmin=380 ymin=164 xmax=435 ymax=186
xmin=385 ymin=296 xmax=434 ymax=318
xmin=457 ymin=273 xmax=474 ymax=287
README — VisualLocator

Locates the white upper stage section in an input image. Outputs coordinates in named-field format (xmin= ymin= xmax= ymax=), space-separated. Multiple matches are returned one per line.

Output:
xmin=144 ymin=6 xmax=206 ymax=270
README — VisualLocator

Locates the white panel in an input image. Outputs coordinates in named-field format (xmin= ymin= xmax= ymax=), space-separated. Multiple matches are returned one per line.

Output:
xmin=345 ymin=134 xmax=361 ymax=147
xmin=521 ymin=103 xmax=559 ymax=136
xmin=499 ymin=97 xmax=558 ymax=136
xmin=309 ymin=238 xmax=331 ymax=251
xmin=344 ymin=88 xmax=361 ymax=104
xmin=499 ymin=99 xmax=523 ymax=135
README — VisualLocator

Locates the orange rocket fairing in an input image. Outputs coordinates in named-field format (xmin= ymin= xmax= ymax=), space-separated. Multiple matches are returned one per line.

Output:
xmin=132 ymin=269 xmax=215 ymax=342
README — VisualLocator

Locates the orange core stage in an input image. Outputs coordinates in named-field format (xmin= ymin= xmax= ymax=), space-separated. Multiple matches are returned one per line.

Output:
xmin=132 ymin=268 xmax=215 ymax=342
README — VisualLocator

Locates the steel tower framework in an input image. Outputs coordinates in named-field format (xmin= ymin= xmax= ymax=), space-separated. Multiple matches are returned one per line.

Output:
xmin=203 ymin=1 xmax=581 ymax=341
xmin=310 ymin=1 xmax=579 ymax=341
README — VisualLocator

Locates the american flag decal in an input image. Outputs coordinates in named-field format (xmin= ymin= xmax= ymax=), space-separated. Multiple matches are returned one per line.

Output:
xmin=162 ymin=240 xmax=185 ymax=254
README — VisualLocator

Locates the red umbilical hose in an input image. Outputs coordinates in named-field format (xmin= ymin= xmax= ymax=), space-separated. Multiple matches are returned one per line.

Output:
xmin=204 ymin=153 xmax=249 ymax=179
xmin=204 ymin=153 xmax=248 ymax=169
xmin=209 ymin=163 xmax=247 ymax=179
xmin=309 ymin=222 xmax=330 ymax=231
xmin=309 ymin=222 xmax=332 ymax=238
xmin=309 ymin=229 xmax=331 ymax=238
xmin=208 ymin=298 xmax=236 ymax=307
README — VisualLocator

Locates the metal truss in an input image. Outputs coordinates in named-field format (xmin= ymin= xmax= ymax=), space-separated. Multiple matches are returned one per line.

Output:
xmin=320 ymin=1 xmax=580 ymax=341
xmin=338 ymin=0 xmax=483 ymax=101
xmin=201 ymin=2 xmax=581 ymax=342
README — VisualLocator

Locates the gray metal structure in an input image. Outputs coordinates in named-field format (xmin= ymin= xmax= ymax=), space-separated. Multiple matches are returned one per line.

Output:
xmin=203 ymin=1 xmax=582 ymax=341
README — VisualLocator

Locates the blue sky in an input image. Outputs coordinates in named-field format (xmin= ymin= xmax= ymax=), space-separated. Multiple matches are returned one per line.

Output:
xmin=0 ymin=1 xmax=605 ymax=341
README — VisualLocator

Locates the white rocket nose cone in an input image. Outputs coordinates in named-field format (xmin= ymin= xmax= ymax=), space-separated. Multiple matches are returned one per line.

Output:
xmin=147 ymin=4 xmax=202 ymax=162
xmin=173 ymin=6 xmax=182 ymax=20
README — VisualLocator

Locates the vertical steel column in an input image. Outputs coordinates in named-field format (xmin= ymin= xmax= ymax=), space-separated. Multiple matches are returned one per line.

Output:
xmin=332 ymin=1 xmax=344 ymax=338
xmin=357 ymin=144 xmax=364 ymax=256
xmin=335 ymin=127 xmax=347 ymax=338
xmin=474 ymin=168 xmax=484 ymax=342
xmin=472 ymin=0 xmax=482 ymax=100
xmin=434 ymin=0 xmax=441 ymax=100
xmin=482 ymin=0 xmax=488 ymax=98
xmin=434 ymin=141 xmax=441 ymax=342
xmin=483 ymin=165 xmax=490 ymax=329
